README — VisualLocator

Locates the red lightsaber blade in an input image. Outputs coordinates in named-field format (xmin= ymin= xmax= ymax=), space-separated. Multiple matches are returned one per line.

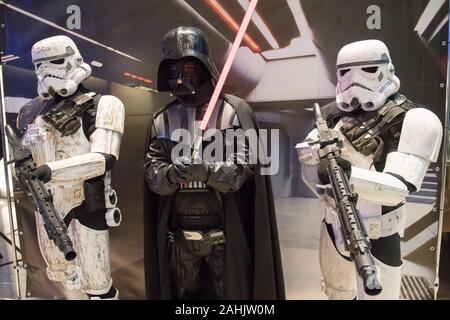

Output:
xmin=192 ymin=0 xmax=259 ymax=158
xmin=201 ymin=0 xmax=258 ymax=131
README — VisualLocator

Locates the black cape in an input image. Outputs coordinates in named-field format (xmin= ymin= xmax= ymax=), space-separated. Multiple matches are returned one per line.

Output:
xmin=143 ymin=94 xmax=285 ymax=300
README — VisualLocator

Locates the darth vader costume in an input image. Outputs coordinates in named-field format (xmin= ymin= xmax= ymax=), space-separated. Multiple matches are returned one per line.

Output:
xmin=143 ymin=27 xmax=285 ymax=300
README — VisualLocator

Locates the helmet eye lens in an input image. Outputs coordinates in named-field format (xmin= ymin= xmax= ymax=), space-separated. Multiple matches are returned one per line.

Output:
xmin=50 ymin=58 xmax=65 ymax=65
xmin=362 ymin=66 xmax=378 ymax=73
xmin=167 ymin=58 xmax=210 ymax=83
xmin=340 ymin=69 xmax=350 ymax=76
xmin=180 ymin=58 xmax=204 ymax=78
xmin=168 ymin=63 xmax=179 ymax=79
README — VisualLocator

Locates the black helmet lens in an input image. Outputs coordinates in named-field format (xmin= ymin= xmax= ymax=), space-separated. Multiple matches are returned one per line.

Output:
xmin=158 ymin=27 xmax=219 ymax=92
xmin=167 ymin=57 xmax=211 ymax=95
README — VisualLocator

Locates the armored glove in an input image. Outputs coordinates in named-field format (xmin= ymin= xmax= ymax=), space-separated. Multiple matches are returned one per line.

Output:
xmin=170 ymin=157 xmax=210 ymax=182
xmin=170 ymin=157 xmax=253 ymax=193
xmin=31 ymin=164 xmax=52 ymax=183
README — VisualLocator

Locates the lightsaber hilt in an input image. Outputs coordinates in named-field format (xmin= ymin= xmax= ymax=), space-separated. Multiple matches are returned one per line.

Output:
xmin=191 ymin=135 xmax=203 ymax=160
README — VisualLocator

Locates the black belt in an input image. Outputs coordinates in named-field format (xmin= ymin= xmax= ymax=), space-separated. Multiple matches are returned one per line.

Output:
xmin=168 ymin=229 xmax=226 ymax=246
xmin=174 ymin=214 xmax=222 ymax=230
xmin=63 ymin=201 xmax=108 ymax=231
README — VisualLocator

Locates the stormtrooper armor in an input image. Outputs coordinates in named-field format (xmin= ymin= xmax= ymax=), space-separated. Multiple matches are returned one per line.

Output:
xmin=17 ymin=36 xmax=124 ymax=300
xmin=297 ymin=40 xmax=442 ymax=300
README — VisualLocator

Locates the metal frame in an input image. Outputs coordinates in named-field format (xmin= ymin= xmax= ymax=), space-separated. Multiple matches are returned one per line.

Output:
xmin=434 ymin=21 xmax=450 ymax=299
xmin=0 ymin=64 xmax=22 ymax=299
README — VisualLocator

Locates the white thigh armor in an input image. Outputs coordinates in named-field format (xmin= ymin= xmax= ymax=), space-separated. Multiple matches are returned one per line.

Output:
xmin=21 ymin=93 xmax=125 ymax=298
xmin=320 ymin=220 xmax=403 ymax=300
xmin=319 ymin=222 xmax=357 ymax=300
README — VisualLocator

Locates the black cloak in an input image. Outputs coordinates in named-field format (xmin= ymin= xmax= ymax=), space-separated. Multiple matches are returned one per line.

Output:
xmin=143 ymin=94 xmax=285 ymax=300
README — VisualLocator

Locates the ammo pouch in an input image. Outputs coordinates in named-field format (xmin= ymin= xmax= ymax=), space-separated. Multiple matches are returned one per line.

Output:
xmin=340 ymin=113 xmax=383 ymax=159
xmin=340 ymin=97 xmax=410 ymax=161
xmin=84 ymin=178 xmax=106 ymax=213
xmin=41 ymin=92 xmax=96 ymax=137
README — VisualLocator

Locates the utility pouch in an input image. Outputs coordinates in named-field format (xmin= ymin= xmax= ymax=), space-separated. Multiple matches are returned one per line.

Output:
xmin=340 ymin=98 xmax=408 ymax=161
xmin=84 ymin=178 xmax=106 ymax=213
xmin=42 ymin=93 xmax=96 ymax=137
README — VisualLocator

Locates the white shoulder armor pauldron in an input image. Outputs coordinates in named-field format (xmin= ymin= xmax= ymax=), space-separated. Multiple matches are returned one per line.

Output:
xmin=397 ymin=108 xmax=442 ymax=162
xmin=95 ymin=95 xmax=125 ymax=134
xmin=90 ymin=95 xmax=125 ymax=159
xmin=383 ymin=108 xmax=442 ymax=191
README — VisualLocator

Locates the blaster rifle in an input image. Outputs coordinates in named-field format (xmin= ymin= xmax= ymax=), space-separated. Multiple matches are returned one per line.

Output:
xmin=5 ymin=124 xmax=76 ymax=261
xmin=311 ymin=103 xmax=382 ymax=295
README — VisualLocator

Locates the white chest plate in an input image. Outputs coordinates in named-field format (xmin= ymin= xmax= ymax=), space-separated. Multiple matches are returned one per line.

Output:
xmin=22 ymin=116 xmax=91 ymax=165
xmin=334 ymin=119 xmax=374 ymax=170
xmin=326 ymin=119 xmax=382 ymax=222
xmin=22 ymin=116 xmax=91 ymax=216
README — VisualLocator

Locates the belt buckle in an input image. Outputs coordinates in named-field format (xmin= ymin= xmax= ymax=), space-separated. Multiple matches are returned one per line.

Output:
xmin=205 ymin=230 xmax=226 ymax=245
xmin=182 ymin=230 xmax=204 ymax=241
xmin=179 ymin=181 xmax=208 ymax=193
xmin=182 ymin=229 xmax=226 ymax=245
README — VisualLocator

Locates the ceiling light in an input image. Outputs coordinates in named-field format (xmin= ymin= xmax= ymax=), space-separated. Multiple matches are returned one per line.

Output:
xmin=205 ymin=0 xmax=261 ymax=52
xmin=415 ymin=0 xmax=446 ymax=36
xmin=236 ymin=0 xmax=279 ymax=49
xmin=123 ymin=72 xmax=153 ymax=84
xmin=90 ymin=60 xmax=103 ymax=68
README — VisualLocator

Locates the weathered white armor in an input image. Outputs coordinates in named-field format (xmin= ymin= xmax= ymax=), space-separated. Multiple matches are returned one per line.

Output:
xmin=19 ymin=35 xmax=125 ymax=300
xmin=22 ymin=94 xmax=124 ymax=299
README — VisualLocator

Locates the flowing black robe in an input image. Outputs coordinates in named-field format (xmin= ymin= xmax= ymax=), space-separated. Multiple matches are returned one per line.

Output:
xmin=143 ymin=94 xmax=285 ymax=300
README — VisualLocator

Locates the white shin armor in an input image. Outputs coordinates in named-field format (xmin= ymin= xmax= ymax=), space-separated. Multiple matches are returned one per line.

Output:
xmin=319 ymin=222 xmax=357 ymax=300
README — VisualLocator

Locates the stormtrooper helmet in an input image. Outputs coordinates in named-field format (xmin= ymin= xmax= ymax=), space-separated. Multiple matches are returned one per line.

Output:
xmin=31 ymin=35 xmax=92 ymax=99
xmin=336 ymin=40 xmax=400 ymax=112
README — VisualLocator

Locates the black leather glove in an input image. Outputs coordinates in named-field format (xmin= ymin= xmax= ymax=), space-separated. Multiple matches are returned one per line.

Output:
xmin=167 ymin=163 xmax=187 ymax=184
xmin=144 ymin=139 xmax=180 ymax=195
xmin=31 ymin=164 xmax=52 ymax=183
xmin=171 ymin=157 xmax=210 ymax=182
xmin=318 ymin=157 xmax=352 ymax=184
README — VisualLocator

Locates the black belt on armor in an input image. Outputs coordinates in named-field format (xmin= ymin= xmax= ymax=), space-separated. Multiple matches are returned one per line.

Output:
xmin=168 ymin=229 xmax=226 ymax=246
xmin=174 ymin=214 xmax=222 ymax=230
